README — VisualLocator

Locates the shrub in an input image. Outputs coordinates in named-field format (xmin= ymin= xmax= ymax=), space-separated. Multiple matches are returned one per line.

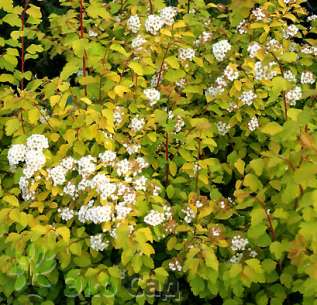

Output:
xmin=1 ymin=0 xmax=317 ymax=304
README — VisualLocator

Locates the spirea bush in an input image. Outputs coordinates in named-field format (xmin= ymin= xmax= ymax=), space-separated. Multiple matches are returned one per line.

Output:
xmin=1 ymin=0 xmax=317 ymax=304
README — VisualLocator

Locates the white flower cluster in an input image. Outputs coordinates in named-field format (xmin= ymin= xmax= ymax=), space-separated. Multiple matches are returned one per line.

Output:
xmin=159 ymin=6 xmax=177 ymax=26
xmin=301 ymin=45 xmax=317 ymax=56
xmin=205 ymin=76 xmax=227 ymax=97
xmin=8 ymin=135 xmax=49 ymax=200
xmin=237 ymin=19 xmax=247 ymax=34
xmin=217 ymin=121 xmax=230 ymax=135
xmin=144 ymin=88 xmax=160 ymax=106
xmin=169 ymin=259 xmax=182 ymax=272
xmin=231 ymin=235 xmax=249 ymax=251
xmin=308 ymin=15 xmax=317 ymax=22
xmin=195 ymin=31 xmax=212 ymax=45
xmin=229 ymin=252 xmax=243 ymax=264
xmin=248 ymin=42 xmax=262 ymax=58
xmin=88 ymin=29 xmax=98 ymax=37
xmin=144 ymin=210 xmax=165 ymax=226
xmin=254 ymin=61 xmax=278 ymax=81
xmin=229 ymin=235 xmax=257 ymax=263
xmin=252 ymin=8 xmax=266 ymax=21
xmin=113 ymin=106 xmax=124 ymax=125
xmin=99 ymin=150 xmax=116 ymax=164
xmin=284 ymin=70 xmax=296 ymax=82
xmin=130 ymin=115 xmax=145 ymax=132
xmin=224 ymin=65 xmax=239 ymax=81
xmin=176 ymin=78 xmax=186 ymax=89
xmin=283 ymin=24 xmax=299 ymax=39
xmin=240 ymin=90 xmax=257 ymax=106
xmin=211 ymin=227 xmax=221 ymax=237
xmin=132 ymin=35 xmax=146 ymax=49
xmin=127 ymin=15 xmax=141 ymax=33
xmin=182 ymin=207 xmax=196 ymax=223
xmin=300 ymin=71 xmax=315 ymax=84
xmin=90 ymin=234 xmax=109 ymax=251
xmin=265 ymin=38 xmax=282 ymax=52
xmin=78 ymin=203 xmax=112 ymax=224
xmin=145 ymin=15 xmax=164 ymax=35
xmin=285 ymin=86 xmax=302 ymax=106
xmin=58 ymin=207 xmax=75 ymax=221
xmin=248 ymin=116 xmax=259 ymax=132
xmin=212 ymin=40 xmax=232 ymax=62
xmin=174 ymin=116 xmax=185 ymax=133
xmin=178 ymin=48 xmax=195 ymax=61
xmin=123 ymin=143 xmax=141 ymax=155
xmin=195 ymin=200 xmax=203 ymax=208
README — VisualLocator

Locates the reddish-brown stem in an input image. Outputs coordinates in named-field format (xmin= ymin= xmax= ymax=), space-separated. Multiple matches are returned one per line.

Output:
xmin=256 ymin=197 xmax=276 ymax=241
xmin=156 ymin=41 xmax=171 ymax=88
xmin=79 ymin=0 xmax=87 ymax=95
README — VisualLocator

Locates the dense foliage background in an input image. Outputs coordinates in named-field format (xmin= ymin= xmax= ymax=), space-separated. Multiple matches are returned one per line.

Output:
xmin=1 ymin=0 xmax=317 ymax=304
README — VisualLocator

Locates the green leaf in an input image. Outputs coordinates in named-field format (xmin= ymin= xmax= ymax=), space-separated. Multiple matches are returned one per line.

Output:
xmin=261 ymin=122 xmax=283 ymax=136
xmin=14 ymin=275 xmax=26 ymax=291
xmin=5 ymin=118 xmax=20 ymax=136
xmin=165 ymin=69 xmax=186 ymax=82
xmin=128 ymin=61 xmax=144 ymax=75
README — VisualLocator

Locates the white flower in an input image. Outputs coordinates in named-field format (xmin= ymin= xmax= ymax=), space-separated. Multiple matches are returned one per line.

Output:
xmin=175 ymin=116 xmax=185 ymax=133
xmin=145 ymin=15 xmax=164 ymax=35
xmin=229 ymin=252 xmax=243 ymax=264
xmin=115 ymin=205 xmax=132 ymax=220
xmin=178 ymin=48 xmax=195 ymax=61
xmin=159 ymin=6 xmax=177 ymax=25
xmin=211 ymin=227 xmax=221 ymax=237
xmin=116 ymin=159 xmax=130 ymax=176
xmin=8 ymin=144 xmax=26 ymax=167
xmin=133 ymin=176 xmax=147 ymax=191
xmin=144 ymin=88 xmax=160 ymax=106
xmin=127 ymin=15 xmax=141 ymax=33
xmin=254 ymin=61 xmax=278 ymax=81
xmin=26 ymin=134 xmax=48 ymax=151
xmin=132 ymin=35 xmax=146 ymax=49
xmin=237 ymin=19 xmax=247 ymax=34
xmin=224 ymin=65 xmax=239 ymax=81
xmin=285 ymin=86 xmax=302 ymax=106
xmin=266 ymin=38 xmax=282 ymax=51
xmin=77 ymin=155 xmax=96 ymax=178
xmin=63 ymin=182 xmax=77 ymax=197
xmin=231 ymin=235 xmax=249 ymax=251
xmin=283 ymin=24 xmax=299 ymax=39
xmin=308 ymin=15 xmax=317 ymax=22
xmin=169 ymin=259 xmax=182 ymax=272
xmin=212 ymin=40 xmax=231 ymax=62
xmin=61 ymin=157 xmax=76 ymax=171
xmin=88 ymin=29 xmax=98 ymax=37
xmin=283 ymin=70 xmax=296 ymax=82
xmin=130 ymin=116 xmax=145 ymax=132
xmin=182 ymin=207 xmax=195 ymax=223
xmin=247 ymin=42 xmax=262 ymax=58
xmin=300 ymin=71 xmax=315 ymax=84
xmin=113 ymin=106 xmax=124 ymax=125
xmin=99 ymin=150 xmax=116 ymax=164
xmin=248 ymin=116 xmax=259 ymax=132
xmin=217 ymin=121 xmax=230 ymax=135
xmin=90 ymin=234 xmax=108 ymax=251
xmin=252 ymin=8 xmax=266 ymax=21
xmin=144 ymin=210 xmax=165 ymax=226
xmin=58 ymin=207 xmax=75 ymax=221
xmin=19 ymin=176 xmax=35 ymax=201
xmin=24 ymin=150 xmax=46 ymax=178
xmin=85 ymin=206 xmax=112 ymax=224
xmin=48 ymin=165 xmax=67 ymax=186
xmin=176 ymin=78 xmax=186 ymax=89
xmin=240 ymin=90 xmax=257 ymax=106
